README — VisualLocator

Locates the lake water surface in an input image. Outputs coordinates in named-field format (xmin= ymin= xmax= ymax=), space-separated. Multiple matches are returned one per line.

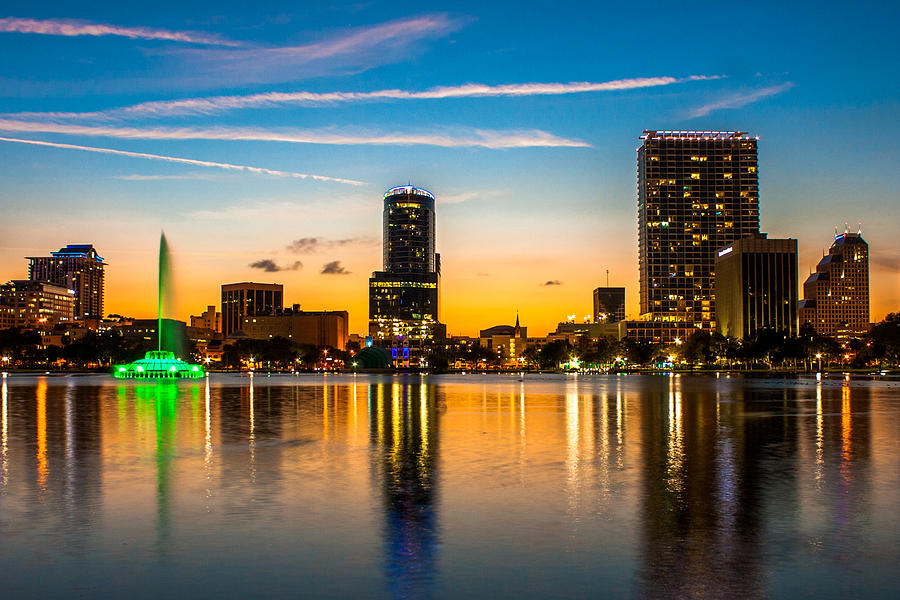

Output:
xmin=1 ymin=373 xmax=898 ymax=599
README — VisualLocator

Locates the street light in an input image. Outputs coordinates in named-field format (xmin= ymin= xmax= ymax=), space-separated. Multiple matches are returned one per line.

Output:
xmin=815 ymin=353 xmax=822 ymax=372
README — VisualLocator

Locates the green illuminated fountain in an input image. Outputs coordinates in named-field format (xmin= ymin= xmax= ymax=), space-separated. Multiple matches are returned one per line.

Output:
xmin=113 ymin=233 xmax=205 ymax=379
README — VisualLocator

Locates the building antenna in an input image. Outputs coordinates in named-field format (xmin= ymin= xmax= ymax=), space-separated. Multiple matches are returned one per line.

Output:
xmin=606 ymin=269 xmax=609 ymax=287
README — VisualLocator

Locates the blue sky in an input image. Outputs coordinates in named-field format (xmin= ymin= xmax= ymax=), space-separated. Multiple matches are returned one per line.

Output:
xmin=0 ymin=1 xmax=897 ymax=334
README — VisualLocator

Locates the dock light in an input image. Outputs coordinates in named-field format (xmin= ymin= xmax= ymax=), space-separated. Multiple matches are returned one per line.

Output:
xmin=674 ymin=338 xmax=682 ymax=345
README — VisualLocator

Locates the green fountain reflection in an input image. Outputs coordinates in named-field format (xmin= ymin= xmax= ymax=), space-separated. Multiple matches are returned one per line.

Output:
xmin=113 ymin=232 xmax=204 ymax=379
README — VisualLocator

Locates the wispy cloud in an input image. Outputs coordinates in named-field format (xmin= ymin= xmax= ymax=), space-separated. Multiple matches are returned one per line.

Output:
xmin=0 ymin=16 xmax=238 ymax=46
xmin=438 ymin=190 xmax=505 ymax=204
xmin=165 ymin=14 xmax=465 ymax=86
xmin=0 ymin=136 xmax=364 ymax=184
xmin=689 ymin=82 xmax=794 ymax=118
xmin=0 ymin=120 xmax=589 ymax=148
xmin=8 ymin=75 xmax=724 ymax=121
xmin=871 ymin=252 xmax=900 ymax=272
xmin=541 ymin=280 xmax=562 ymax=286
xmin=187 ymin=196 xmax=376 ymax=221
xmin=249 ymin=259 xmax=302 ymax=272
xmin=286 ymin=237 xmax=371 ymax=253
xmin=321 ymin=260 xmax=350 ymax=275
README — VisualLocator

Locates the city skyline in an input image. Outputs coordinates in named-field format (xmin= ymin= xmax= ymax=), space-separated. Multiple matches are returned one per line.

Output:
xmin=1 ymin=2 xmax=898 ymax=336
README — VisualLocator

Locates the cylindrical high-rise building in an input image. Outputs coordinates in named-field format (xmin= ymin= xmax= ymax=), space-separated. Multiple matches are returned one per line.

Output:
xmin=369 ymin=185 xmax=445 ymax=360
xmin=382 ymin=186 xmax=436 ymax=274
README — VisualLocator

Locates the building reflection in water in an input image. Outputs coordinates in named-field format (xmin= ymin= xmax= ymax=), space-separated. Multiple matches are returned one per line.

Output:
xmin=369 ymin=380 xmax=440 ymax=599
xmin=637 ymin=375 xmax=767 ymax=600
xmin=1 ymin=376 xmax=7 ymax=490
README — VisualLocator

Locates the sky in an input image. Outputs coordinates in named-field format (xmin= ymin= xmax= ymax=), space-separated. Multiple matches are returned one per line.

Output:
xmin=0 ymin=0 xmax=897 ymax=336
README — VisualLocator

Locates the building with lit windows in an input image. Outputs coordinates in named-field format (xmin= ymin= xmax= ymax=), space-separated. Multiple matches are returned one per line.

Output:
xmin=632 ymin=130 xmax=760 ymax=342
xmin=221 ymin=282 xmax=283 ymax=337
xmin=799 ymin=230 xmax=869 ymax=340
xmin=0 ymin=280 xmax=75 ymax=330
xmin=27 ymin=244 xmax=105 ymax=320
xmin=369 ymin=185 xmax=445 ymax=359
xmin=593 ymin=287 xmax=626 ymax=323
xmin=715 ymin=234 xmax=799 ymax=339
xmin=190 ymin=305 xmax=221 ymax=333
xmin=479 ymin=316 xmax=528 ymax=365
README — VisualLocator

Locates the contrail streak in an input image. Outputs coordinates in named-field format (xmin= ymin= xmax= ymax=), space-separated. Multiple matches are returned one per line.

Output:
xmin=0 ymin=120 xmax=589 ymax=148
xmin=0 ymin=136 xmax=364 ymax=185
xmin=8 ymin=75 xmax=724 ymax=120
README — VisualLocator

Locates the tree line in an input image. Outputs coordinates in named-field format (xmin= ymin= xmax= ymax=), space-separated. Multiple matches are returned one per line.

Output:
xmin=2 ymin=312 xmax=899 ymax=371
xmin=428 ymin=314 xmax=900 ymax=371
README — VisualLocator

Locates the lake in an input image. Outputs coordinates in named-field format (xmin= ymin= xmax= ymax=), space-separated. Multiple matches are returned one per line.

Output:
xmin=1 ymin=373 xmax=898 ymax=599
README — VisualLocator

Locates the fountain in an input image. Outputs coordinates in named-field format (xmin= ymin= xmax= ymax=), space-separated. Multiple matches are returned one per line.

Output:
xmin=112 ymin=233 xmax=205 ymax=379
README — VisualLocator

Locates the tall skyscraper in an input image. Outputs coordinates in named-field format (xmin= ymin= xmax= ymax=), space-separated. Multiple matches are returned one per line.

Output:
xmin=715 ymin=234 xmax=799 ymax=339
xmin=221 ymin=282 xmax=283 ymax=337
xmin=799 ymin=230 xmax=869 ymax=340
xmin=27 ymin=244 xmax=105 ymax=320
xmin=369 ymin=185 xmax=444 ymax=354
xmin=593 ymin=287 xmax=626 ymax=323
xmin=637 ymin=130 xmax=760 ymax=336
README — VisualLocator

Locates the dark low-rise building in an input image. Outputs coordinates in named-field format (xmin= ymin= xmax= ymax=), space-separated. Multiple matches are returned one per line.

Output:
xmin=715 ymin=234 xmax=798 ymax=339
xmin=221 ymin=282 xmax=283 ymax=337
xmin=240 ymin=310 xmax=349 ymax=349
xmin=593 ymin=287 xmax=625 ymax=323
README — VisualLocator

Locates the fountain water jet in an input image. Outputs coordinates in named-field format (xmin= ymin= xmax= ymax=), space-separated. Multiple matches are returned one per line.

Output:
xmin=112 ymin=232 xmax=205 ymax=379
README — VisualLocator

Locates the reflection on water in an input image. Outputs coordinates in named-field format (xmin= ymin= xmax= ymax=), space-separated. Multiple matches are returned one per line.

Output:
xmin=371 ymin=381 xmax=440 ymax=598
xmin=0 ymin=374 xmax=897 ymax=599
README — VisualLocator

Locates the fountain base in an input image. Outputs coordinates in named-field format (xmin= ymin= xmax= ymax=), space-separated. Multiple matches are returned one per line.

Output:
xmin=113 ymin=351 xmax=205 ymax=379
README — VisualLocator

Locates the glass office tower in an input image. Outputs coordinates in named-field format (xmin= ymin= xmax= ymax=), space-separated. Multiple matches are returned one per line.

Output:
xmin=369 ymin=186 xmax=444 ymax=355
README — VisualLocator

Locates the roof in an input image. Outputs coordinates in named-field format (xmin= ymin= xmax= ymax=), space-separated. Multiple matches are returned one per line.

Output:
xmin=479 ymin=325 xmax=516 ymax=337
xmin=832 ymin=232 xmax=868 ymax=247
xmin=641 ymin=130 xmax=754 ymax=141
xmin=383 ymin=185 xmax=435 ymax=201
xmin=804 ymin=272 xmax=829 ymax=284
xmin=50 ymin=244 xmax=105 ymax=263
